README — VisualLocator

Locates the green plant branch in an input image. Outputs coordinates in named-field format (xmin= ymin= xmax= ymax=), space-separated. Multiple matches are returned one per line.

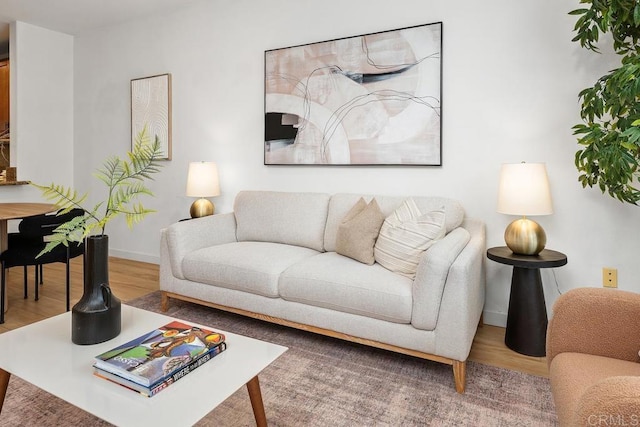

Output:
xmin=32 ymin=125 xmax=164 ymax=254
xmin=571 ymin=1 xmax=640 ymax=205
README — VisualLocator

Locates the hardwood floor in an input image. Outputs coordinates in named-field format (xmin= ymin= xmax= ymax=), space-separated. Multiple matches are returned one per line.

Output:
xmin=0 ymin=257 xmax=157 ymax=334
xmin=0 ymin=257 xmax=548 ymax=378
xmin=470 ymin=324 xmax=548 ymax=377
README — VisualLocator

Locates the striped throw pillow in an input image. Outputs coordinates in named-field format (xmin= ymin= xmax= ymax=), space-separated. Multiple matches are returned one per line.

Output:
xmin=374 ymin=198 xmax=446 ymax=278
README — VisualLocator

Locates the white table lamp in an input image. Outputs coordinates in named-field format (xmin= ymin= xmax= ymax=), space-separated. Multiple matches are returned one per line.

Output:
xmin=186 ymin=162 xmax=220 ymax=218
xmin=497 ymin=162 xmax=553 ymax=255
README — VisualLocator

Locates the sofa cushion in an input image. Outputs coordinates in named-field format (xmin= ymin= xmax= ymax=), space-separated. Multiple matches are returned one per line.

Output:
xmin=234 ymin=191 xmax=330 ymax=252
xmin=335 ymin=198 xmax=385 ymax=265
xmin=182 ymin=241 xmax=320 ymax=298
xmin=549 ymin=352 xmax=640 ymax=426
xmin=324 ymin=193 xmax=464 ymax=252
xmin=279 ymin=252 xmax=413 ymax=323
xmin=374 ymin=199 xmax=446 ymax=278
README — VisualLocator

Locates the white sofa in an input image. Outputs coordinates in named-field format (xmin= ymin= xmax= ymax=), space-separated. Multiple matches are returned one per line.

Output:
xmin=160 ymin=191 xmax=485 ymax=393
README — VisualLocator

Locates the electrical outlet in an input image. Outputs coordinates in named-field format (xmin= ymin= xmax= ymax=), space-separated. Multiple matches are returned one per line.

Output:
xmin=602 ymin=268 xmax=618 ymax=288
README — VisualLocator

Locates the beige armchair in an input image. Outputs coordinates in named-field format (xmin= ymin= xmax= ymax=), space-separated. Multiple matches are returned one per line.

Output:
xmin=547 ymin=287 xmax=640 ymax=426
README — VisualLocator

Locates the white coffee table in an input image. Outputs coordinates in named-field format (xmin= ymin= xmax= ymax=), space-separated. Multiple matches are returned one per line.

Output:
xmin=0 ymin=305 xmax=287 ymax=426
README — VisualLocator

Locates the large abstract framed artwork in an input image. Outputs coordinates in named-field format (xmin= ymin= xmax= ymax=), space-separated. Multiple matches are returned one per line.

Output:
xmin=265 ymin=22 xmax=442 ymax=166
xmin=131 ymin=73 xmax=172 ymax=160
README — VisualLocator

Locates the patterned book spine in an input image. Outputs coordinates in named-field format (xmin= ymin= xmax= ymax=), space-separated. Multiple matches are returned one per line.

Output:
xmin=146 ymin=342 xmax=227 ymax=397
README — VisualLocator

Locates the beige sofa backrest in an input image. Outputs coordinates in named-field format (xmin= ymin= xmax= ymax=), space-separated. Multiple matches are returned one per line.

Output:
xmin=234 ymin=190 xmax=465 ymax=254
xmin=323 ymin=193 xmax=465 ymax=253
xmin=234 ymin=190 xmax=330 ymax=252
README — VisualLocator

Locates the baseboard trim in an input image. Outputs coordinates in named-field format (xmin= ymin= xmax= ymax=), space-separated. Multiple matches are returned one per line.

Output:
xmin=482 ymin=310 xmax=507 ymax=328
xmin=109 ymin=249 xmax=159 ymax=265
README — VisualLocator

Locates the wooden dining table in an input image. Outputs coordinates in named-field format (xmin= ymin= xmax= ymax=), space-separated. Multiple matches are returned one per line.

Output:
xmin=0 ymin=203 xmax=58 ymax=314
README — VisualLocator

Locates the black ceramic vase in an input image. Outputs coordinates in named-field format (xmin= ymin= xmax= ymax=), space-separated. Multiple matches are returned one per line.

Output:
xmin=72 ymin=235 xmax=121 ymax=345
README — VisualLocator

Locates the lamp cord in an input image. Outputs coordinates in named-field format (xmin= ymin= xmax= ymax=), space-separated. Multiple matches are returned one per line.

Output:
xmin=551 ymin=268 xmax=562 ymax=295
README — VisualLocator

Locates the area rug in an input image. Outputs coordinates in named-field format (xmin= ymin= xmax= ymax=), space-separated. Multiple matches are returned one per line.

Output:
xmin=1 ymin=292 xmax=558 ymax=426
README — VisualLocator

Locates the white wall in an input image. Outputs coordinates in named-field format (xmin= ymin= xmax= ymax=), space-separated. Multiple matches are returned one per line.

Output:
xmin=73 ymin=0 xmax=640 ymax=326
xmin=3 ymin=21 xmax=74 ymax=204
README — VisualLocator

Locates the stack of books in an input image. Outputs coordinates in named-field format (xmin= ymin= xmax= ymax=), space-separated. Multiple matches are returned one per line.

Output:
xmin=93 ymin=320 xmax=227 ymax=397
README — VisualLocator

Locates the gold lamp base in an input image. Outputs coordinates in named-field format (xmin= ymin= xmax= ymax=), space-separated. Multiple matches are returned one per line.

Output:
xmin=504 ymin=218 xmax=546 ymax=255
xmin=190 ymin=198 xmax=215 ymax=218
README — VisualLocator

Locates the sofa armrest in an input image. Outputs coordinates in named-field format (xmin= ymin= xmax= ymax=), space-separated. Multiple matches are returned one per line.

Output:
xmin=574 ymin=376 xmax=640 ymax=426
xmin=164 ymin=213 xmax=237 ymax=279
xmin=430 ymin=218 xmax=486 ymax=361
xmin=411 ymin=227 xmax=471 ymax=330
xmin=547 ymin=287 xmax=640 ymax=365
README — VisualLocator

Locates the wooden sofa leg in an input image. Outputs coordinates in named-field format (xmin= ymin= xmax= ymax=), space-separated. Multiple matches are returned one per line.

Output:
xmin=453 ymin=360 xmax=466 ymax=394
xmin=160 ymin=292 xmax=170 ymax=312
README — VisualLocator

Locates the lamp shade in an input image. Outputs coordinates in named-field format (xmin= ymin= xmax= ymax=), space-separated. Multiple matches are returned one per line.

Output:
xmin=497 ymin=163 xmax=553 ymax=216
xmin=186 ymin=162 xmax=220 ymax=198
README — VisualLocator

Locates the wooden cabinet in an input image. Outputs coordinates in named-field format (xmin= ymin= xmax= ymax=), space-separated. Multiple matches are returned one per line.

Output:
xmin=0 ymin=60 xmax=7 ymax=127
xmin=0 ymin=59 xmax=8 ymax=171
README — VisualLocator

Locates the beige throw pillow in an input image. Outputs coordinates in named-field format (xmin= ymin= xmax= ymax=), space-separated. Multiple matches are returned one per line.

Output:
xmin=335 ymin=198 xmax=386 ymax=265
xmin=374 ymin=198 xmax=446 ymax=278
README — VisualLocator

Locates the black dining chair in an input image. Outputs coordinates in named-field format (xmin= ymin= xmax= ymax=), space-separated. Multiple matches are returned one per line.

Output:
xmin=0 ymin=208 xmax=85 ymax=323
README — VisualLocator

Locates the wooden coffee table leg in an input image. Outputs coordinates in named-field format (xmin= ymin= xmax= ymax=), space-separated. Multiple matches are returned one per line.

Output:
xmin=246 ymin=375 xmax=267 ymax=427
xmin=0 ymin=368 xmax=10 ymax=413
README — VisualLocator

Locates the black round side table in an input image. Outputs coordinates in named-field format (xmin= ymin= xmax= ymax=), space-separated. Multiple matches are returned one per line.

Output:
xmin=487 ymin=246 xmax=567 ymax=357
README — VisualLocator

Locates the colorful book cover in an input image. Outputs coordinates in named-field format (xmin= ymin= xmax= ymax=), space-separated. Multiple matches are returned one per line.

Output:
xmin=95 ymin=341 xmax=227 ymax=397
xmin=94 ymin=320 xmax=225 ymax=387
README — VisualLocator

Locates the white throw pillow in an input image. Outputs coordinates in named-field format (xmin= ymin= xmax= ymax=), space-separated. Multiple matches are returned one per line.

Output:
xmin=374 ymin=198 xmax=446 ymax=278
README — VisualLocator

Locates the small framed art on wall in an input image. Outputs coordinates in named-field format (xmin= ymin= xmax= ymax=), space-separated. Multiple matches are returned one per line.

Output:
xmin=131 ymin=73 xmax=172 ymax=160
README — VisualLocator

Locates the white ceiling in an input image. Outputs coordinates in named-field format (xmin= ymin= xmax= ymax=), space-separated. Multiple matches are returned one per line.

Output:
xmin=0 ymin=0 xmax=202 ymax=44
